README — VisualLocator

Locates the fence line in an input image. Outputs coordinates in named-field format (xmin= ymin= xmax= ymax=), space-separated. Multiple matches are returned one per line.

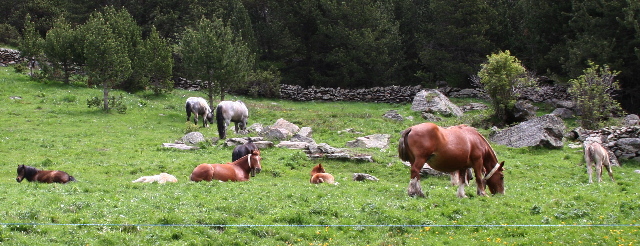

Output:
xmin=2 ymin=222 xmax=639 ymax=228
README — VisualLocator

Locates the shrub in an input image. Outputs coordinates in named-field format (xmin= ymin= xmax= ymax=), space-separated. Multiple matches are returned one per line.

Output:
xmin=476 ymin=50 xmax=534 ymax=126
xmin=568 ymin=62 xmax=622 ymax=129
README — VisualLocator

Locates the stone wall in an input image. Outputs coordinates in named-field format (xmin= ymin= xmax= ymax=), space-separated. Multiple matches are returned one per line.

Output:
xmin=0 ymin=48 xmax=23 ymax=66
xmin=574 ymin=126 xmax=640 ymax=162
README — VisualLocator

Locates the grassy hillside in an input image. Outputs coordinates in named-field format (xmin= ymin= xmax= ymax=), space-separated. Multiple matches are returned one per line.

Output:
xmin=0 ymin=67 xmax=639 ymax=245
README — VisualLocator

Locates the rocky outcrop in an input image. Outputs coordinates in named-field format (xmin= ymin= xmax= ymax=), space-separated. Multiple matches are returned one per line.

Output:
xmin=411 ymin=89 xmax=464 ymax=117
xmin=490 ymin=114 xmax=566 ymax=148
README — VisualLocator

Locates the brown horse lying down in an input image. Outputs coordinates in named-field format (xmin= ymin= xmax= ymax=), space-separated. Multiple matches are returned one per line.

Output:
xmin=16 ymin=165 xmax=76 ymax=184
xmin=398 ymin=123 xmax=504 ymax=198
xmin=190 ymin=149 xmax=262 ymax=182
xmin=584 ymin=142 xmax=615 ymax=183
xmin=310 ymin=163 xmax=336 ymax=184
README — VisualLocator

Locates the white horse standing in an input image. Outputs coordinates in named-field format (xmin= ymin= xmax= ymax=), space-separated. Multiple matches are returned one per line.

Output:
xmin=584 ymin=142 xmax=615 ymax=183
xmin=216 ymin=100 xmax=249 ymax=139
xmin=185 ymin=97 xmax=214 ymax=127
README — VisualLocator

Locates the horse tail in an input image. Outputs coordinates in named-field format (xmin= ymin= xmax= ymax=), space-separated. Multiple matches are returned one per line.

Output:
xmin=398 ymin=128 xmax=413 ymax=163
xmin=185 ymin=101 xmax=192 ymax=121
xmin=216 ymin=104 xmax=226 ymax=139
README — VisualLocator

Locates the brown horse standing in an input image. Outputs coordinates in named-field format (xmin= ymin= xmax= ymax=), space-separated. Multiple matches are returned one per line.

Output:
xmin=310 ymin=164 xmax=336 ymax=184
xmin=190 ymin=149 xmax=262 ymax=182
xmin=584 ymin=142 xmax=615 ymax=183
xmin=16 ymin=165 xmax=76 ymax=184
xmin=398 ymin=123 xmax=504 ymax=198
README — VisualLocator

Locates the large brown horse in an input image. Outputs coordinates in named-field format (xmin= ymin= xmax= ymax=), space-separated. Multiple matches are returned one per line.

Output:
xmin=398 ymin=123 xmax=504 ymax=198
xmin=16 ymin=165 xmax=76 ymax=184
xmin=190 ymin=149 xmax=262 ymax=182
xmin=310 ymin=163 xmax=336 ymax=184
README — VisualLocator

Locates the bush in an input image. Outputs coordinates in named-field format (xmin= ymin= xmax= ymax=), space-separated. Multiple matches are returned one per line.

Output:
xmin=476 ymin=50 xmax=535 ymax=126
xmin=568 ymin=62 xmax=622 ymax=129
xmin=0 ymin=24 xmax=20 ymax=47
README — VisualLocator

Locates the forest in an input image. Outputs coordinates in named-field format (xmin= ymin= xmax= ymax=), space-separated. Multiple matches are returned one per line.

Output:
xmin=1 ymin=0 xmax=638 ymax=113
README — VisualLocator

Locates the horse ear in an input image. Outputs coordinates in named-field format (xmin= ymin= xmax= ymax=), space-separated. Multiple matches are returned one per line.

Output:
xmin=500 ymin=161 xmax=505 ymax=170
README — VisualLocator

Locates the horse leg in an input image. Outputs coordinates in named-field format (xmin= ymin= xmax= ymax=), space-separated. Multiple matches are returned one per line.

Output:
xmin=473 ymin=164 xmax=488 ymax=197
xmin=585 ymin=151 xmax=594 ymax=183
xmin=595 ymin=155 xmax=604 ymax=183
xmin=455 ymin=169 xmax=468 ymax=198
xmin=605 ymin=163 xmax=615 ymax=182
xmin=234 ymin=122 xmax=239 ymax=133
xmin=408 ymin=158 xmax=426 ymax=197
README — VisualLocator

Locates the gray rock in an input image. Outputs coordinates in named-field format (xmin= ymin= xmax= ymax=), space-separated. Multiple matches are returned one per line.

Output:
xmin=551 ymin=108 xmax=574 ymax=119
xmin=180 ymin=132 xmax=206 ymax=145
xmin=624 ymin=114 xmax=639 ymax=126
xmin=490 ymin=114 xmax=566 ymax=148
xmin=383 ymin=110 xmax=404 ymax=121
xmin=271 ymin=118 xmax=300 ymax=134
xmin=345 ymin=134 xmax=390 ymax=149
xmin=421 ymin=112 xmax=443 ymax=122
xmin=411 ymin=89 xmax=464 ymax=117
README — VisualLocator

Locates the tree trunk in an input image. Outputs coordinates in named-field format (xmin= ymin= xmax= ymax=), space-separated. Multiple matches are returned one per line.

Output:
xmin=103 ymin=81 xmax=110 ymax=112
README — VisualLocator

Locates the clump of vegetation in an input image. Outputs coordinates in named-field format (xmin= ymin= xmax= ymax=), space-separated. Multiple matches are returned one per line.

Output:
xmin=568 ymin=61 xmax=622 ymax=129
xmin=87 ymin=94 xmax=127 ymax=114
xmin=476 ymin=50 xmax=535 ymax=126
xmin=184 ymin=122 xmax=200 ymax=134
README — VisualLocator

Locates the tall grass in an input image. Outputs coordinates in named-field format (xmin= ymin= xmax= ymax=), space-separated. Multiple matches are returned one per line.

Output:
xmin=0 ymin=67 xmax=639 ymax=245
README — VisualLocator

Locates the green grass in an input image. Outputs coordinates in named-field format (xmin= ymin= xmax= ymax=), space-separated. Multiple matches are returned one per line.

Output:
xmin=1 ymin=67 xmax=639 ymax=245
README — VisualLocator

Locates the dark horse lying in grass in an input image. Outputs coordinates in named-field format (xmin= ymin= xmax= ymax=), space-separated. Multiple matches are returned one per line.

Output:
xmin=190 ymin=149 xmax=262 ymax=182
xmin=232 ymin=140 xmax=258 ymax=162
xmin=398 ymin=123 xmax=504 ymax=198
xmin=16 ymin=165 xmax=76 ymax=184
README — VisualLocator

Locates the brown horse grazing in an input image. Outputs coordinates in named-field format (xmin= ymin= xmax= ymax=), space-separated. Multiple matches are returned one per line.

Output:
xmin=190 ymin=149 xmax=262 ymax=182
xmin=584 ymin=142 xmax=615 ymax=183
xmin=398 ymin=123 xmax=505 ymax=198
xmin=310 ymin=163 xmax=336 ymax=184
xmin=16 ymin=165 xmax=76 ymax=184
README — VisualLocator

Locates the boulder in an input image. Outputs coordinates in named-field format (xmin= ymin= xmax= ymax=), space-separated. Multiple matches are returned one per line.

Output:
xmin=490 ymin=114 xmax=566 ymax=148
xmin=352 ymin=173 xmax=379 ymax=181
xmin=346 ymin=134 xmax=390 ymax=149
xmin=624 ymin=114 xmax=639 ymax=126
xmin=411 ymin=89 xmax=463 ymax=117
xmin=461 ymin=102 xmax=489 ymax=112
xmin=275 ymin=141 xmax=310 ymax=149
xmin=383 ymin=110 xmax=404 ymax=121
xmin=615 ymin=138 xmax=640 ymax=154
xmin=512 ymin=100 xmax=537 ymax=122
xmin=261 ymin=128 xmax=292 ymax=140
xmin=551 ymin=108 xmax=574 ymax=119
xmin=271 ymin=118 xmax=300 ymax=134
xmin=180 ymin=132 xmax=206 ymax=145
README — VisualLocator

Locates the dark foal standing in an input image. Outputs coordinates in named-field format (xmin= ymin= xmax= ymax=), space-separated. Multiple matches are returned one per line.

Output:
xmin=16 ymin=165 xmax=76 ymax=184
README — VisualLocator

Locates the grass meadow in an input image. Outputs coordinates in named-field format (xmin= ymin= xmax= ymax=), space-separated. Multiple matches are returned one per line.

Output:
xmin=1 ymin=66 xmax=639 ymax=245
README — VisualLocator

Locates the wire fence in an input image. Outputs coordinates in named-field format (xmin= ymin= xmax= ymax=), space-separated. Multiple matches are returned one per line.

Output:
xmin=1 ymin=222 xmax=639 ymax=228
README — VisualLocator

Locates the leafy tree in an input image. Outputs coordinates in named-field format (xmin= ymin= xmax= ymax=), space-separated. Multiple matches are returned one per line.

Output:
xmin=179 ymin=17 xmax=253 ymax=103
xmin=43 ymin=16 xmax=80 ymax=84
xmin=19 ymin=14 xmax=43 ymax=77
xmin=82 ymin=10 xmax=132 ymax=112
xmin=416 ymin=0 xmax=496 ymax=87
xmin=141 ymin=26 xmax=174 ymax=94
xmin=477 ymin=50 xmax=533 ymax=126
xmin=568 ymin=62 xmax=622 ymax=129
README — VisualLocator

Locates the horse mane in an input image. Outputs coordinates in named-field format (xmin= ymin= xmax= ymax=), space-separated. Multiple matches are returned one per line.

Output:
xmin=21 ymin=165 xmax=40 ymax=180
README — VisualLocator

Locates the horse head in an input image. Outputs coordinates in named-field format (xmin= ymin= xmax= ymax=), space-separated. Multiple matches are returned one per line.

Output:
xmin=16 ymin=165 xmax=37 ymax=183
xmin=247 ymin=149 xmax=262 ymax=177
xmin=310 ymin=164 xmax=326 ymax=176
xmin=205 ymin=111 xmax=214 ymax=125
xmin=484 ymin=161 xmax=505 ymax=195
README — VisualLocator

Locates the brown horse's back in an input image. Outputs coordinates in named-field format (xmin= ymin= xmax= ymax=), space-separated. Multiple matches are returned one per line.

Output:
xmin=190 ymin=164 xmax=214 ymax=182
xmin=35 ymin=170 xmax=74 ymax=184
xmin=310 ymin=173 xmax=335 ymax=184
